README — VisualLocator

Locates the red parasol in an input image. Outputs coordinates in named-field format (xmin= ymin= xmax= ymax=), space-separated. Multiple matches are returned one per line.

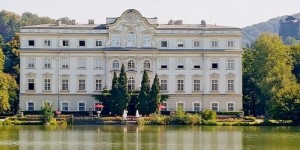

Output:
xmin=95 ymin=104 xmax=104 ymax=108
xmin=158 ymin=104 xmax=166 ymax=109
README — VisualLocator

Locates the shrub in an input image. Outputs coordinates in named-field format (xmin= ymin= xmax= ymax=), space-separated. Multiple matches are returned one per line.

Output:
xmin=217 ymin=112 xmax=240 ymax=116
xmin=243 ymin=116 xmax=256 ymax=122
xmin=41 ymin=103 xmax=54 ymax=125
xmin=152 ymin=115 xmax=169 ymax=125
xmin=202 ymin=109 xmax=217 ymax=121
xmin=202 ymin=120 xmax=217 ymax=126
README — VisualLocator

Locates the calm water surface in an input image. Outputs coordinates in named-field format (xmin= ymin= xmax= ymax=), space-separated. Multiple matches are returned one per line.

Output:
xmin=0 ymin=125 xmax=300 ymax=150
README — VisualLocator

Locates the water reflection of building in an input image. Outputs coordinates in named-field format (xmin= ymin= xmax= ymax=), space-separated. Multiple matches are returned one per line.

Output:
xmin=18 ymin=126 xmax=242 ymax=150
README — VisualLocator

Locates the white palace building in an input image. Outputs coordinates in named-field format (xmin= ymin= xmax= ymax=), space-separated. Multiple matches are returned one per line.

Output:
xmin=19 ymin=9 xmax=243 ymax=113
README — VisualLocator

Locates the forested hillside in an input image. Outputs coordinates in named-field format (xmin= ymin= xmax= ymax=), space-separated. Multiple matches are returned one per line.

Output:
xmin=242 ymin=13 xmax=300 ymax=46
xmin=0 ymin=10 xmax=75 ymax=42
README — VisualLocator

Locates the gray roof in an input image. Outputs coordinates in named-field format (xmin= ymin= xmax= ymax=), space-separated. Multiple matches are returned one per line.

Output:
xmin=21 ymin=23 xmax=240 ymax=30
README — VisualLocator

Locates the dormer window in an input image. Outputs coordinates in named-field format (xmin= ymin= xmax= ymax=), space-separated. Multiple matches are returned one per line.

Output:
xmin=161 ymin=41 xmax=168 ymax=47
xmin=177 ymin=40 xmax=184 ymax=48
xmin=142 ymin=35 xmax=151 ymax=47
xmin=127 ymin=32 xmax=136 ymax=47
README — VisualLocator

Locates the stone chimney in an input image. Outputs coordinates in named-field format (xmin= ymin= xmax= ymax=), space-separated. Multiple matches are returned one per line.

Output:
xmin=88 ymin=19 xmax=94 ymax=25
xmin=201 ymin=20 xmax=206 ymax=26
xmin=71 ymin=20 xmax=76 ymax=25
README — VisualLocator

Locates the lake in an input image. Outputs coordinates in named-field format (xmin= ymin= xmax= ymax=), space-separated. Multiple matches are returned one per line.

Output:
xmin=0 ymin=125 xmax=300 ymax=150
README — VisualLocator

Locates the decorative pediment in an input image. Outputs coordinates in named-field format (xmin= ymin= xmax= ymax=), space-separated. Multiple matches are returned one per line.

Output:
xmin=192 ymin=74 xmax=203 ymax=78
xmin=159 ymin=74 xmax=168 ymax=78
xmin=176 ymin=74 xmax=186 ymax=78
xmin=77 ymin=74 xmax=87 ymax=77
xmin=42 ymin=72 xmax=52 ymax=78
xmin=93 ymin=74 xmax=104 ymax=78
xmin=60 ymin=74 xmax=70 ymax=77
xmin=226 ymin=73 xmax=236 ymax=78
xmin=210 ymin=73 xmax=220 ymax=78
xmin=26 ymin=72 xmax=36 ymax=78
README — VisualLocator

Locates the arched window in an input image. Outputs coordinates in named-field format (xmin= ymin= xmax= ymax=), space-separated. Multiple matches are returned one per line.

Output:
xmin=112 ymin=60 xmax=119 ymax=70
xmin=128 ymin=77 xmax=135 ymax=91
xmin=143 ymin=60 xmax=151 ymax=70
xmin=128 ymin=60 xmax=135 ymax=70
xmin=127 ymin=32 xmax=136 ymax=47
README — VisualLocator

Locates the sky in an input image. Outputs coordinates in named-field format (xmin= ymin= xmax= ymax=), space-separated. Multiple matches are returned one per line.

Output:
xmin=0 ymin=0 xmax=299 ymax=28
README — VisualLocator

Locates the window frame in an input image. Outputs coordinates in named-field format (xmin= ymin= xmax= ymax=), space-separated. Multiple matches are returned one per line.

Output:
xmin=61 ymin=79 xmax=69 ymax=91
xmin=95 ymin=79 xmax=102 ymax=91
xmin=77 ymin=58 xmax=86 ymax=69
xmin=27 ymin=58 xmax=35 ymax=69
xmin=61 ymin=102 xmax=69 ymax=111
xmin=177 ymin=79 xmax=184 ymax=91
xmin=143 ymin=60 xmax=151 ymax=70
xmin=161 ymin=40 xmax=168 ymax=48
xmin=27 ymin=102 xmax=35 ymax=111
xmin=95 ymin=40 xmax=103 ymax=47
xmin=78 ymin=79 xmax=86 ymax=91
xmin=112 ymin=60 xmax=120 ymax=70
xmin=227 ymin=79 xmax=235 ymax=91
xmin=78 ymin=40 xmax=86 ymax=47
xmin=160 ymin=79 xmax=168 ymax=91
xmin=211 ymin=79 xmax=219 ymax=91
xmin=227 ymin=59 xmax=235 ymax=69
xmin=27 ymin=78 xmax=35 ymax=91
xmin=60 ymin=58 xmax=70 ymax=69
xmin=193 ymin=102 xmax=201 ymax=112
xmin=211 ymin=102 xmax=219 ymax=111
xmin=111 ymin=34 xmax=121 ymax=47
xmin=128 ymin=77 xmax=135 ymax=91
xmin=28 ymin=40 xmax=35 ymax=47
xmin=78 ymin=102 xmax=86 ymax=111
xmin=128 ymin=60 xmax=135 ymax=70
xmin=227 ymin=40 xmax=235 ymax=48
xmin=211 ymin=40 xmax=219 ymax=48
xmin=43 ymin=39 xmax=51 ymax=47
xmin=142 ymin=35 xmax=151 ymax=47
xmin=176 ymin=102 xmax=185 ymax=111
xmin=227 ymin=102 xmax=235 ymax=111
xmin=43 ymin=58 xmax=51 ymax=69
xmin=193 ymin=79 xmax=201 ymax=91
xmin=160 ymin=59 xmax=168 ymax=69
xmin=62 ymin=40 xmax=69 ymax=47
xmin=43 ymin=78 xmax=51 ymax=91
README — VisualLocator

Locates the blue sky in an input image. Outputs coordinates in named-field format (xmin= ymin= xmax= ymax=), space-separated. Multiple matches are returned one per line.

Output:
xmin=0 ymin=0 xmax=299 ymax=28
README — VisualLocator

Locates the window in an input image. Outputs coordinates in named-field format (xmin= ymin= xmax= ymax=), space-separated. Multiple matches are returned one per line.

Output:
xmin=128 ymin=77 xmax=135 ymax=91
xmin=160 ymin=80 xmax=168 ymax=91
xmin=43 ymin=58 xmax=51 ymax=69
xmin=62 ymin=40 xmax=69 ymax=47
xmin=128 ymin=60 xmax=135 ymax=70
xmin=112 ymin=35 xmax=120 ymax=46
xmin=44 ymin=40 xmax=51 ymax=47
xmin=112 ymin=60 xmax=119 ymax=70
xmin=211 ymin=79 xmax=218 ymax=91
xmin=96 ymin=40 xmax=102 ymax=47
xmin=44 ymin=78 xmax=51 ymax=91
xmin=142 ymin=35 xmax=151 ymax=47
xmin=143 ymin=60 xmax=150 ymax=70
xmin=193 ymin=103 xmax=201 ymax=112
xmin=227 ymin=40 xmax=235 ymax=48
xmin=177 ymin=41 xmax=184 ymax=47
xmin=160 ymin=59 xmax=168 ymax=69
xmin=212 ymin=63 xmax=218 ymax=69
xmin=61 ymin=102 xmax=69 ymax=111
xmin=227 ymin=80 xmax=235 ymax=91
xmin=161 ymin=103 xmax=167 ymax=111
xmin=78 ymin=58 xmax=86 ymax=69
xmin=127 ymin=32 xmax=136 ymax=47
xmin=27 ymin=102 xmax=34 ymax=111
xmin=28 ymin=40 xmax=35 ymax=46
xmin=193 ymin=80 xmax=201 ymax=91
xmin=176 ymin=59 xmax=184 ymax=69
xmin=161 ymin=41 xmax=168 ymax=47
xmin=227 ymin=103 xmax=235 ymax=111
xmin=27 ymin=58 xmax=35 ymax=68
xmin=211 ymin=103 xmax=219 ymax=111
xmin=193 ymin=40 xmax=201 ymax=48
xmin=78 ymin=102 xmax=86 ymax=111
xmin=27 ymin=79 xmax=35 ymax=91
xmin=176 ymin=102 xmax=184 ymax=110
xmin=227 ymin=59 xmax=235 ymax=69
xmin=78 ymin=79 xmax=86 ymax=91
xmin=193 ymin=59 xmax=201 ymax=69
xmin=79 ymin=40 xmax=85 ymax=47
xmin=211 ymin=40 xmax=219 ymax=48
xmin=95 ymin=79 xmax=102 ymax=91
xmin=61 ymin=58 xmax=69 ymax=69
xmin=94 ymin=58 xmax=102 ymax=69
xmin=62 ymin=79 xmax=69 ymax=91
xmin=177 ymin=79 xmax=184 ymax=91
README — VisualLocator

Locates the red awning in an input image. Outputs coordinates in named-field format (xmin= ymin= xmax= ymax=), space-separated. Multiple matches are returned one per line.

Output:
xmin=95 ymin=104 xmax=104 ymax=108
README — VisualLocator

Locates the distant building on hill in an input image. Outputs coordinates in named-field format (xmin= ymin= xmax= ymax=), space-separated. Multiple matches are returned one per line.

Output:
xmin=279 ymin=16 xmax=300 ymax=42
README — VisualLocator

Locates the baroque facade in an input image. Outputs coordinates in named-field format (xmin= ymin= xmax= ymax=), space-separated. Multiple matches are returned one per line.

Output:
xmin=19 ymin=9 xmax=243 ymax=112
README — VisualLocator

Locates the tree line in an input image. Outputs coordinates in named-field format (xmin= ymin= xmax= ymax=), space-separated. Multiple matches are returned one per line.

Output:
xmin=243 ymin=33 xmax=300 ymax=124
xmin=94 ymin=64 xmax=162 ymax=116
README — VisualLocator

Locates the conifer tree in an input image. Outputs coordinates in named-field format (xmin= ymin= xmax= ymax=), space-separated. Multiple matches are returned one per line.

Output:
xmin=116 ymin=64 xmax=129 ymax=115
xmin=149 ymin=74 xmax=160 ymax=114
xmin=138 ymin=70 xmax=150 ymax=115
xmin=110 ymin=71 xmax=119 ymax=115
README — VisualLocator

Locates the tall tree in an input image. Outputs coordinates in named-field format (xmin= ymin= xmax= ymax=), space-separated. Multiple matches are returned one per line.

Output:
xmin=116 ymin=64 xmax=129 ymax=115
xmin=251 ymin=33 xmax=296 ymax=117
xmin=138 ymin=70 xmax=150 ymax=115
xmin=149 ymin=74 xmax=160 ymax=114
xmin=242 ymin=48 xmax=265 ymax=116
xmin=3 ymin=34 xmax=20 ymax=82
xmin=110 ymin=71 xmax=119 ymax=115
